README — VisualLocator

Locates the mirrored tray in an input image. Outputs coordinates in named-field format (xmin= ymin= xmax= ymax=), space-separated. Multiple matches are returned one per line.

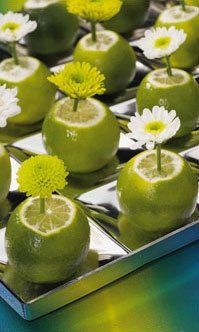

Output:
xmin=0 ymin=0 xmax=198 ymax=321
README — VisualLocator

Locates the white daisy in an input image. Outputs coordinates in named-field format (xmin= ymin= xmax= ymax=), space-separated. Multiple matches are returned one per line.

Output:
xmin=0 ymin=85 xmax=21 ymax=127
xmin=135 ymin=26 xmax=186 ymax=60
xmin=0 ymin=11 xmax=37 ymax=43
xmin=127 ymin=106 xmax=181 ymax=150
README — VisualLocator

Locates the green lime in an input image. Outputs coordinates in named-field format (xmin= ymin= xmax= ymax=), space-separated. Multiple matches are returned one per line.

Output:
xmin=118 ymin=214 xmax=157 ymax=250
xmin=6 ymin=195 xmax=90 ymax=284
xmin=0 ymin=56 xmax=56 ymax=125
xmin=103 ymin=0 xmax=150 ymax=34
xmin=136 ymin=68 xmax=199 ymax=137
xmin=156 ymin=5 xmax=199 ymax=68
xmin=42 ymin=97 xmax=120 ymax=173
xmin=0 ymin=145 xmax=11 ymax=203
xmin=185 ymin=0 xmax=199 ymax=6
xmin=24 ymin=0 xmax=79 ymax=55
xmin=74 ymin=30 xmax=136 ymax=95
xmin=117 ymin=149 xmax=198 ymax=233
xmin=0 ymin=0 xmax=25 ymax=12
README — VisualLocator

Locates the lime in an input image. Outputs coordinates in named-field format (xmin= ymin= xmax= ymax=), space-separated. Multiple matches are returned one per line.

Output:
xmin=42 ymin=97 xmax=120 ymax=173
xmin=185 ymin=0 xmax=199 ymax=6
xmin=156 ymin=5 xmax=199 ymax=68
xmin=117 ymin=149 xmax=198 ymax=233
xmin=103 ymin=0 xmax=150 ymax=34
xmin=0 ymin=145 xmax=11 ymax=203
xmin=118 ymin=214 xmax=157 ymax=250
xmin=24 ymin=0 xmax=79 ymax=55
xmin=74 ymin=30 xmax=136 ymax=95
xmin=6 ymin=195 xmax=90 ymax=284
xmin=0 ymin=0 xmax=25 ymax=12
xmin=0 ymin=56 xmax=56 ymax=125
xmin=136 ymin=68 xmax=199 ymax=137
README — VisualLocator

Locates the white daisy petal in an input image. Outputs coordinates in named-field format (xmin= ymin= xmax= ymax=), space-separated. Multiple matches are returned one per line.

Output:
xmin=0 ymin=84 xmax=21 ymax=127
xmin=0 ymin=11 xmax=37 ymax=43
xmin=126 ymin=105 xmax=181 ymax=150
xmin=135 ymin=26 xmax=187 ymax=60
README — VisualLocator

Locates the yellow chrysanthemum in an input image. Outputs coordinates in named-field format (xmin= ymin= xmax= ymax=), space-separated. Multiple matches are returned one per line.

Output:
xmin=66 ymin=0 xmax=122 ymax=22
xmin=48 ymin=62 xmax=106 ymax=99
xmin=17 ymin=155 xmax=68 ymax=198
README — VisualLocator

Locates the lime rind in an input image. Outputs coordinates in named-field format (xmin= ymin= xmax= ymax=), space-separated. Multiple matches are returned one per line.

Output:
xmin=81 ymin=30 xmax=119 ymax=52
xmin=0 ymin=57 xmax=39 ymax=83
xmin=147 ymin=68 xmax=190 ymax=88
xmin=160 ymin=5 xmax=199 ymax=23
xmin=20 ymin=195 xmax=76 ymax=236
xmin=55 ymin=98 xmax=106 ymax=128
xmin=24 ymin=0 xmax=58 ymax=9
xmin=134 ymin=150 xmax=183 ymax=183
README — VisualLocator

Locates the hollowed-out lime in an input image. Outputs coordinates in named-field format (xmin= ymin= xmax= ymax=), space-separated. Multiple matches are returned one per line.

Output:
xmin=42 ymin=97 xmax=120 ymax=173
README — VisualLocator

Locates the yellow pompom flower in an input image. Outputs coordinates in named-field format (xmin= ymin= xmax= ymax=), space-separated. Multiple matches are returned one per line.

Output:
xmin=48 ymin=62 xmax=106 ymax=100
xmin=17 ymin=155 xmax=68 ymax=198
xmin=66 ymin=0 xmax=122 ymax=22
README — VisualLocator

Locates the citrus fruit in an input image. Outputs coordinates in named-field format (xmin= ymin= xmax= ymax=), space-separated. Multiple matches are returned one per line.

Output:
xmin=136 ymin=68 xmax=199 ymax=137
xmin=74 ymin=30 xmax=136 ymax=95
xmin=0 ymin=56 xmax=56 ymax=125
xmin=0 ymin=0 xmax=25 ymax=12
xmin=6 ymin=195 xmax=90 ymax=284
xmin=24 ymin=0 xmax=79 ymax=55
xmin=103 ymin=0 xmax=150 ymax=34
xmin=185 ymin=0 xmax=199 ymax=6
xmin=118 ymin=213 xmax=157 ymax=250
xmin=117 ymin=149 xmax=198 ymax=233
xmin=0 ymin=145 xmax=11 ymax=203
xmin=42 ymin=97 xmax=120 ymax=173
xmin=156 ymin=5 xmax=199 ymax=68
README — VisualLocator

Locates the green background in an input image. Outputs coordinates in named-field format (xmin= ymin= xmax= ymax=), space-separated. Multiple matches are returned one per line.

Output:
xmin=1 ymin=240 xmax=199 ymax=331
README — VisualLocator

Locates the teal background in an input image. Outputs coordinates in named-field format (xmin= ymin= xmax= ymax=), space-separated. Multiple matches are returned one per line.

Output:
xmin=1 ymin=240 xmax=199 ymax=331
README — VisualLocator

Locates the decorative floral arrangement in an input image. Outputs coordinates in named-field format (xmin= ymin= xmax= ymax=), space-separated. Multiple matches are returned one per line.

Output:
xmin=48 ymin=61 xmax=106 ymax=111
xmin=0 ymin=12 xmax=37 ymax=64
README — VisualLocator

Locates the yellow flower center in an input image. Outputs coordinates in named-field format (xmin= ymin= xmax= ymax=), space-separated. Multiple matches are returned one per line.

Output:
xmin=154 ymin=36 xmax=171 ymax=49
xmin=145 ymin=121 xmax=166 ymax=134
xmin=1 ymin=22 xmax=20 ymax=32
xmin=70 ymin=73 xmax=85 ymax=84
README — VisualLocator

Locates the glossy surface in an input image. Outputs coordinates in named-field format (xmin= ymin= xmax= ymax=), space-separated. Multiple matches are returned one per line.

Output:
xmin=1 ymin=240 xmax=199 ymax=331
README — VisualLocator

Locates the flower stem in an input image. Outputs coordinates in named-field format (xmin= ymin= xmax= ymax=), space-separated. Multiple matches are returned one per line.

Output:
xmin=10 ymin=42 xmax=19 ymax=65
xmin=156 ymin=144 xmax=162 ymax=173
xmin=91 ymin=21 xmax=97 ymax=42
xmin=40 ymin=198 xmax=45 ymax=214
xmin=165 ymin=56 xmax=172 ymax=77
xmin=180 ymin=0 xmax=186 ymax=11
xmin=73 ymin=99 xmax=79 ymax=112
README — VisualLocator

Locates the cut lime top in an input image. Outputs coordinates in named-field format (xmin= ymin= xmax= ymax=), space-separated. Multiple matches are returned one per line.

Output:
xmin=0 ymin=57 xmax=39 ymax=83
xmin=24 ymin=0 xmax=58 ymax=9
xmin=81 ymin=31 xmax=119 ymax=51
xmin=134 ymin=150 xmax=183 ymax=183
xmin=160 ymin=5 xmax=199 ymax=23
xmin=21 ymin=195 xmax=75 ymax=236
xmin=147 ymin=68 xmax=190 ymax=88
xmin=55 ymin=97 xmax=106 ymax=128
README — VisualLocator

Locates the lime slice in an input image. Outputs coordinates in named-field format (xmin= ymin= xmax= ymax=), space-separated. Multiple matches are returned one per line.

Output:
xmin=147 ymin=68 xmax=189 ymax=88
xmin=6 ymin=195 xmax=90 ymax=283
xmin=117 ymin=149 xmax=198 ymax=233
xmin=21 ymin=195 xmax=75 ymax=236
xmin=74 ymin=30 xmax=136 ymax=94
xmin=55 ymin=98 xmax=105 ymax=128
xmin=134 ymin=150 xmax=183 ymax=183
xmin=160 ymin=5 xmax=199 ymax=23
xmin=43 ymin=97 xmax=120 ymax=173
